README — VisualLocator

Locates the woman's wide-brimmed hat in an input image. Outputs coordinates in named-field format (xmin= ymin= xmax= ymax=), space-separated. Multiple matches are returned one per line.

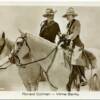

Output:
xmin=62 ymin=7 xmax=78 ymax=17
xmin=43 ymin=8 xmax=57 ymax=17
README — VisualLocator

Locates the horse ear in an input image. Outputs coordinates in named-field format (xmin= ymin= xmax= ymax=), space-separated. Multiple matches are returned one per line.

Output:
xmin=2 ymin=32 xmax=5 ymax=39
xmin=18 ymin=29 xmax=25 ymax=37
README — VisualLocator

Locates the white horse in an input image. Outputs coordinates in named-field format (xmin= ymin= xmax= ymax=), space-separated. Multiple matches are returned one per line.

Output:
xmin=0 ymin=32 xmax=22 ymax=90
xmin=8 ymin=32 xmax=100 ymax=91
xmin=0 ymin=32 xmax=100 ymax=91
xmin=0 ymin=32 xmax=45 ymax=91
xmin=8 ymin=33 xmax=71 ymax=91
xmin=0 ymin=32 xmax=29 ymax=91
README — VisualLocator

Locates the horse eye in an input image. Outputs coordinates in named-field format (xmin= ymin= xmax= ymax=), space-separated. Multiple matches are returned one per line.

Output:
xmin=16 ymin=42 xmax=23 ymax=46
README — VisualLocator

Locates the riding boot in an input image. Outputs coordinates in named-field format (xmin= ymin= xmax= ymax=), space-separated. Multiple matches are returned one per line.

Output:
xmin=66 ymin=66 xmax=77 ymax=91
xmin=80 ymin=75 xmax=87 ymax=86
xmin=66 ymin=83 xmax=71 ymax=91
xmin=79 ymin=66 xmax=87 ymax=86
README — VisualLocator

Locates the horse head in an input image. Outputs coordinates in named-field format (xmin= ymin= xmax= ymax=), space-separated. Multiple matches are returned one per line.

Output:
xmin=13 ymin=34 xmax=31 ymax=65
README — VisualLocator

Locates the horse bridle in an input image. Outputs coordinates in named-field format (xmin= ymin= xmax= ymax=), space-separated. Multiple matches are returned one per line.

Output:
xmin=15 ymin=36 xmax=31 ymax=54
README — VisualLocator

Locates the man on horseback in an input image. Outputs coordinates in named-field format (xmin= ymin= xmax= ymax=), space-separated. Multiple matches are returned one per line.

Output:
xmin=39 ymin=8 xmax=61 ymax=81
xmin=61 ymin=7 xmax=87 ymax=91
xmin=39 ymin=8 xmax=61 ymax=43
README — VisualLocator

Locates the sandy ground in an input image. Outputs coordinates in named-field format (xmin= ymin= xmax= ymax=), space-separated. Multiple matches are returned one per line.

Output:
xmin=0 ymin=64 xmax=92 ymax=91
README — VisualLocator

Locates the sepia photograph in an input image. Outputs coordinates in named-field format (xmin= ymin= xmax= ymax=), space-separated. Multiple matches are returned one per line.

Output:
xmin=0 ymin=0 xmax=99 ymax=99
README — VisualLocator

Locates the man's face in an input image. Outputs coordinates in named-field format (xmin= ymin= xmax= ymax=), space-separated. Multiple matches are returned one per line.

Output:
xmin=47 ymin=15 xmax=54 ymax=21
xmin=66 ymin=15 xmax=73 ymax=21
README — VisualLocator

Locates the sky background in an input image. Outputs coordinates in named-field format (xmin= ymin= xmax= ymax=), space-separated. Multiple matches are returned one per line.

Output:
xmin=0 ymin=6 xmax=99 ymax=49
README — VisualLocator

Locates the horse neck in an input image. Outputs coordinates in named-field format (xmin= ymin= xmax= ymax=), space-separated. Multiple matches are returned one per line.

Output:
xmin=27 ymin=35 xmax=56 ymax=60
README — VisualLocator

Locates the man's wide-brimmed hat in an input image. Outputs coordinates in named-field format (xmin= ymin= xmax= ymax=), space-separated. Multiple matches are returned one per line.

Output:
xmin=62 ymin=7 xmax=78 ymax=17
xmin=43 ymin=8 xmax=57 ymax=17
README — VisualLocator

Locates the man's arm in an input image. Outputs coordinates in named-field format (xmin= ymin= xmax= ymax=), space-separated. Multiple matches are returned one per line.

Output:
xmin=56 ymin=23 xmax=61 ymax=37
xmin=39 ymin=20 xmax=47 ymax=37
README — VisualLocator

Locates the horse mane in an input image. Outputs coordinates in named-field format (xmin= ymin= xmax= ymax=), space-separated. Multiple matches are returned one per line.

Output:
xmin=22 ymin=33 xmax=58 ymax=68
xmin=27 ymin=33 xmax=56 ymax=51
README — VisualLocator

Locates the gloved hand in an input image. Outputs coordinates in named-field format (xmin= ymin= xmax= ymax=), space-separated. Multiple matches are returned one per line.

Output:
xmin=59 ymin=34 xmax=67 ymax=43
xmin=60 ymin=34 xmax=66 ymax=40
xmin=58 ymin=34 xmax=71 ymax=45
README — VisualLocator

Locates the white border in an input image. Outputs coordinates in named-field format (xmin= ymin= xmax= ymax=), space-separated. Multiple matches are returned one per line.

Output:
xmin=0 ymin=0 xmax=99 ymax=99
xmin=0 ymin=1 xmax=99 ymax=6
xmin=0 ymin=91 xmax=100 ymax=99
